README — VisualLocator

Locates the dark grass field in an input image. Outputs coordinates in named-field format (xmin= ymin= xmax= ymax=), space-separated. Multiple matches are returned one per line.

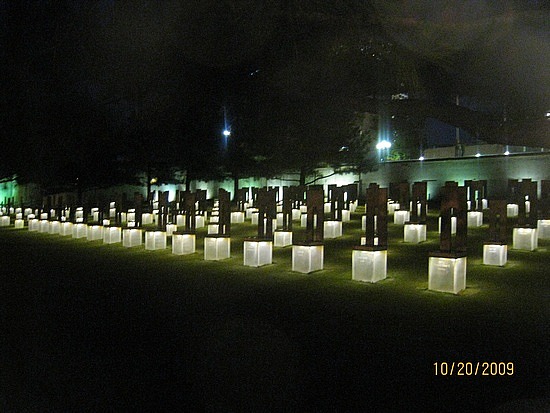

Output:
xmin=1 ymin=212 xmax=549 ymax=412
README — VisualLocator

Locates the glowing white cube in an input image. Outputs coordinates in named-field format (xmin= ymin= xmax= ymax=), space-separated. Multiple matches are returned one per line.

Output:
xmin=24 ymin=208 xmax=33 ymax=217
xmin=142 ymin=213 xmax=153 ymax=225
xmin=482 ymin=199 xmax=488 ymax=209
xmin=127 ymin=211 xmax=136 ymax=222
xmin=172 ymin=233 xmax=196 ymax=255
xmin=15 ymin=207 xmax=21 ymax=214
xmin=387 ymin=202 xmax=400 ymax=215
xmin=324 ymin=220 xmax=343 ymax=239
xmin=39 ymin=220 xmax=50 ymax=233
xmin=300 ymin=205 xmax=307 ymax=213
xmin=102 ymin=219 xmax=110 ymax=226
xmin=145 ymin=231 xmax=167 ymax=250
xmin=109 ymin=208 xmax=116 ymax=218
xmin=0 ymin=216 xmax=10 ymax=226
xmin=394 ymin=210 xmax=410 ymax=225
xmin=274 ymin=230 xmax=292 ymax=247
xmin=230 ymin=211 xmax=245 ymax=224
xmin=14 ymin=219 xmax=24 ymax=228
xmin=16 ymin=213 xmax=23 ymax=220
xmin=276 ymin=213 xmax=284 ymax=227
xmin=127 ymin=221 xmax=136 ymax=227
xmin=428 ymin=256 xmax=467 ymax=294
xmin=176 ymin=214 xmax=185 ymax=227
xmin=251 ymin=212 xmax=259 ymax=225
xmin=165 ymin=224 xmax=177 ymax=237
xmin=276 ymin=204 xmax=283 ymax=213
xmin=537 ymin=220 xmax=550 ymax=240
xmin=195 ymin=215 xmax=205 ymax=228
xmin=341 ymin=210 xmax=351 ymax=222
xmin=48 ymin=221 xmax=61 ymax=234
xmin=467 ymin=211 xmax=483 ymax=227
xmin=324 ymin=203 xmax=331 ymax=213
xmin=204 ymin=236 xmax=231 ymax=261
xmin=92 ymin=211 xmax=99 ymax=222
xmin=87 ymin=225 xmax=104 ymax=241
xmin=483 ymin=244 xmax=507 ymax=266
xmin=123 ymin=228 xmax=143 ymax=247
xmin=72 ymin=223 xmax=88 ymax=239
xmin=246 ymin=208 xmax=259 ymax=219
xmin=120 ymin=212 xmax=127 ymax=223
xmin=292 ymin=244 xmax=324 ymax=274
xmin=40 ymin=213 xmax=48 ymax=220
xmin=292 ymin=209 xmax=301 ymax=221
xmin=103 ymin=227 xmax=122 ymax=244
xmin=438 ymin=216 xmax=457 ymax=235
xmin=512 ymin=227 xmax=538 ymax=251
xmin=28 ymin=213 xmax=36 ymax=220
xmin=28 ymin=218 xmax=40 ymax=231
xmin=210 ymin=216 xmax=219 ymax=223
xmin=507 ymin=204 xmax=519 ymax=218
xmin=243 ymin=240 xmax=273 ymax=267
xmin=75 ymin=208 xmax=84 ymax=220
xmin=60 ymin=222 xmax=73 ymax=236
xmin=352 ymin=249 xmax=387 ymax=283
xmin=404 ymin=223 xmax=427 ymax=243
xmin=207 ymin=224 xmax=219 ymax=235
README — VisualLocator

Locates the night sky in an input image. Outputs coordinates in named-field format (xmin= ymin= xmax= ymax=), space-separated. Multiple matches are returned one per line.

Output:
xmin=1 ymin=0 xmax=548 ymax=189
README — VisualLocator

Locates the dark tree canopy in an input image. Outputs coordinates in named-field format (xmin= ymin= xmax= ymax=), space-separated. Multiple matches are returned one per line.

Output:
xmin=1 ymin=0 xmax=547 ymax=189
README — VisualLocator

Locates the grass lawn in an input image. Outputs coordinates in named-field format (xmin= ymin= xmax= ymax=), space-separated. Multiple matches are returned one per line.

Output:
xmin=1 ymin=211 xmax=549 ymax=412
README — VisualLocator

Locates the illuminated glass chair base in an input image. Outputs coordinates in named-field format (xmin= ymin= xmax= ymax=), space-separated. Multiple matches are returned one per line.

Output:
xmin=404 ymin=223 xmax=427 ymax=243
xmin=483 ymin=243 xmax=507 ymax=266
xmin=87 ymin=225 xmax=104 ymax=241
xmin=230 ymin=212 xmax=245 ymax=224
xmin=145 ymin=230 xmax=167 ymax=250
xmin=274 ymin=230 xmax=292 ymax=247
xmin=122 ymin=228 xmax=143 ymax=248
xmin=292 ymin=242 xmax=324 ymax=274
xmin=512 ymin=227 xmax=537 ymax=251
xmin=48 ymin=220 xmax=61 ymax=234
xmin=324 ymin=220 xmax=343 ymax=239
xmin=72 ymin=223 xmax=88 ymax=239
xmin=352 ymin=246 xmax=387 ymax=283
xmin=243 ymin=238 xmax=273 ymax=267
xmin=537 ymin=220 xmax=550 ymax=240
xmin=39 ymin=220 xmax=50 ymax=233
xmin=204 ymin=235 xmax=231 ymax=261
xmin=393 ymin=210 xmax=410 ymax=225
xmin=428 ymin=251 xmax=467 ymax=294
xmin=103 ymin=226 xmax=122 ymax=244
xmin=59 ymin=222 xmax=73 ymax=236
xmin=0 ymin=216 xmax=10 ymax=226
xmin=467 ymin=211 xmax=483 ymax=228
xmin=172 ymin=232 xmax=196 ymax=255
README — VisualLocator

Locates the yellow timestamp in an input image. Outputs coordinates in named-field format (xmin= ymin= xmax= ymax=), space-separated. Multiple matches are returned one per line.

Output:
xmin=434 ymin=362 xmax=514 ymax=376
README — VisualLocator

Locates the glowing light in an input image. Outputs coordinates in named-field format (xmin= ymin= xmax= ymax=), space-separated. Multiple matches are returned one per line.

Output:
xmin=376 ymin=140 xmax=391 ymax=150
xmin=504 ymin=150 xmax=510 ymax=155
xmin=475 ymin=153 xmax=481 ymax=157
xmin=223 ymin=129 xmax=231 ymax=137
xmin=419 ymin=155 xmax=425 ymax=161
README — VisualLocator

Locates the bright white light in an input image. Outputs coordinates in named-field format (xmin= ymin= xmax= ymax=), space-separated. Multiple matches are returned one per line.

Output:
xmin=419 ymin=156 xmax=425 ymax=161
xmin=376 ymin=140 xmax=391 ymax=150
xmin=504 ymin=150 xmax=510 ymax=155
xmin=475 ymin=153 xmax=481 ymax=157
xmin=223 ymin=129 xmax=231 ymax=137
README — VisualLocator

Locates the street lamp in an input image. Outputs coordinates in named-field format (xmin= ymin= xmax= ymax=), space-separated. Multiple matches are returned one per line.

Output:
xmin=376 ymin=139 xmax=392 ymax=161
